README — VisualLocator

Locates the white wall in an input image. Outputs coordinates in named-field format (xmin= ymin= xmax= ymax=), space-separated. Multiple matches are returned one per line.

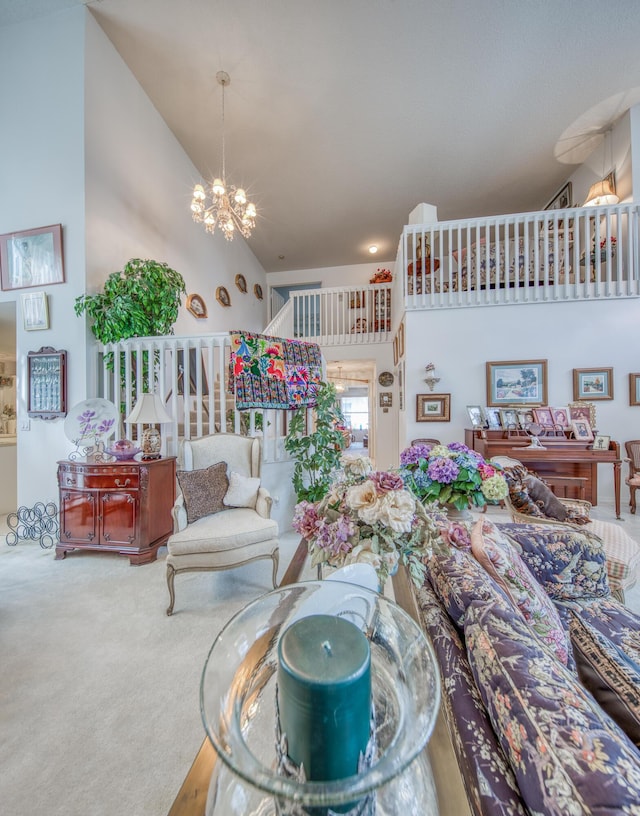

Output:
xmin=0 ymin=8 xmax=270 ymax=511
xmin=404 ymin=297 xmax=639 ymax=507
xmin=0 ymin=10 xmax=88 ymax=509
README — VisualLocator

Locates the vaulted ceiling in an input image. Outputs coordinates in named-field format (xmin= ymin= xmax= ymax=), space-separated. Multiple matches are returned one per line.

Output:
xmin=3 ymin=0 xmax=640 ymax=273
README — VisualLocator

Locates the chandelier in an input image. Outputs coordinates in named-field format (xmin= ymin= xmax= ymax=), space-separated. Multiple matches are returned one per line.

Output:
xmin=190 ymin=71 xmax=256 ymax=240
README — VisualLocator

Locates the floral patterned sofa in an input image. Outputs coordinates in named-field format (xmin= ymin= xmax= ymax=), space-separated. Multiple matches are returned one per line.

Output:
xmin=416 ymin=516 xmax=640 ymax=816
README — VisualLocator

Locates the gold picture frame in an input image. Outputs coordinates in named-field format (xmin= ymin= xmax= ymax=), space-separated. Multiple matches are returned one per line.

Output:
xmin=186 ymin=293 xmax=207 ymax=319
xmin=235 ymin=274 xmax=247 ymax=293
xmin=216 ymin=286 xmax=231 ymax=307
xmin=417 ymin=393 xmax=450 ymax=422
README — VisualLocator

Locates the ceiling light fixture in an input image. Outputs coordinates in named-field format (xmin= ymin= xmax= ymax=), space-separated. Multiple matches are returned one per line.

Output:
xmin=334 ymin=366 xmax=347 ymax=393
xmin=368 ymin=245 xmax=378 ymax=254
xmin=584 ymin=128 xmax=619 ymax=207
xmin=190 ymin=71 xmax=256 ymax=240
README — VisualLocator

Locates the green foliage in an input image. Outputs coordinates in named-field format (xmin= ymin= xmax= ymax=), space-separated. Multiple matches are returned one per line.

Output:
xmin=284 ymin=382 xmax=346 ymax=503
xmin=74 ymin=258 xmax=186 ymax=345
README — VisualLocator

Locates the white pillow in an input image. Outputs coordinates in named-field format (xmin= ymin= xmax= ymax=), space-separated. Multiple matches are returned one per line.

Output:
xmin=224 ymin=471 xmax=260 ymax=509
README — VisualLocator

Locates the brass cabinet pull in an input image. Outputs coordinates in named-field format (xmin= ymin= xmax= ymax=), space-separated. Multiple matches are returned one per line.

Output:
xmin=115 ymin=478 xmax=131 ymax=488
xmin=65 ymin=477 xmax=77 ymax=486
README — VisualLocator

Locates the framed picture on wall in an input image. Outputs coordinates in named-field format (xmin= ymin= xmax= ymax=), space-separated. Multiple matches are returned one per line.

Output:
xmin=417 ymin=393 xmax=450 ymax=422
xmin=630 ymin=373 xmax=640 ymax=406
xmin=486 ymin=359 xmax=548 ymax=406
xmin=573 ymin=367 xmax=613 ymax=400
xmin=0 ymin=224 xmax=64 ymax=291
xmin=21 ymin=291 xmax=49 ymax=331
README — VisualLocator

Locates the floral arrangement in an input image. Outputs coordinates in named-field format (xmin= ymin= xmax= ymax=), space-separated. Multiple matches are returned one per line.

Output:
xmin=599 ymin=236 xmax=617 ymax=250
xmin=292 ymin=453 xmax=440 ymax=588
xmin=399 ymin=442 xmax=508 ymax=511
xmin=369 ymin=268 xmax=392 ymax=284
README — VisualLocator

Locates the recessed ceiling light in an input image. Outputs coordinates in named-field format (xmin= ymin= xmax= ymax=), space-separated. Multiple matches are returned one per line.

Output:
xmin=368 ymin=245 xmax=378 ymax=254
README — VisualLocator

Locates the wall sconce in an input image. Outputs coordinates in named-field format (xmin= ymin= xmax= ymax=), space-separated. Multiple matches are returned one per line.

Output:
xmin=424 ymin=362 xmax=441 ymax=391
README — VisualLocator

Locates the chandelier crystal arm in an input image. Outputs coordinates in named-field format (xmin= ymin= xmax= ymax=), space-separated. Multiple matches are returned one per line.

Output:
xmin=190 ymin=71 xmax=256 ymax=240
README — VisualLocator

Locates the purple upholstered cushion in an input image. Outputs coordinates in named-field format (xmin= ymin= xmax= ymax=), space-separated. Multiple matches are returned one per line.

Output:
xmin=497 ymin=522 xmax=610 ymax=601
xmin=465 ymin=597 xmax=640 ymax=815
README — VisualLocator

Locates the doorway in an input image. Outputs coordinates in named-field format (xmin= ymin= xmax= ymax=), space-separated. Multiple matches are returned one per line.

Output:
xmin=0 ymin=301 xmax=17 ymax=517
xmin=326 ymin=360 xmax=376 ymax=462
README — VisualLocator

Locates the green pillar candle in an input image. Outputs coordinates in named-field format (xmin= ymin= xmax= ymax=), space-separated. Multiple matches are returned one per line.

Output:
xmin=277 ymin=614 xmax=371 ymax=783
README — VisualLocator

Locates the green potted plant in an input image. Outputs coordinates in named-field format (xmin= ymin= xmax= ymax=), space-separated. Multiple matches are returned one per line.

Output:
xmin=74 ymin=258 xmax=186 ymax=347
xmin=284 ymin=381 xmax=346 ymax=503
xmin=74 ymin=258 xmax=186 ymax=405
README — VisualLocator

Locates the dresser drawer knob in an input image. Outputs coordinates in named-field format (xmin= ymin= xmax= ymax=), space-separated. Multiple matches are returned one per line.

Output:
xmin=115 ymin=478 xmax=131 ymax=488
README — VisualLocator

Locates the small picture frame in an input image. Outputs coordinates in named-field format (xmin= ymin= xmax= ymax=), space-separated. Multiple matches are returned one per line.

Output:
xmin=569 ymin=401 xmax=596 ymax=427
xmin=398 ymin=322 xmax=405 ymax=359
xmin=573 ymin=367 xmax=613 ymax=401
xmin=499 ymin=408 xmax=519 ymax=429
xmin=254 ymin=283 xmax=264 ymax=300
xmin=1 ymin=223 xmax=64 ymax=291
xmin=393 ymin=336 xmax=399 ymax=366
xmin=21 ymin=291 xmax=49 ymax=331
xmin=533 ymin=406 xmax=554 ymax=427
xmin=544 ymin=181 xmax=572 ymax=211
xmin=571 ymin=418 xmax=594 ymax=442
xmin=235 ymin=274 xmax=247 ymax=293
xmin=485 ymin=407 xmax=502 ymax=429
xmin=418 ymin=393 xmax=450 ymax=422
xmin=517 ymin=408 xmax=536 ymax=429
xmin=379 ymin=392 xmax=392 ymax=408
xmin=186 ymin=293 xmax=207 ymax=319
xmin=592 ymin=434 xmax=610 ymax=451
xmin=466 ymin=405 xmax=485 ymax=427
xmin=349 ymin=290 xmax=365 ymax=309
xmin=629 ymin=373 xmax=640 ymax=406
xmin=216 ymin=286 xmax=231 ymax=307
xmin=550 ymin=406 xmax=571 ymax=429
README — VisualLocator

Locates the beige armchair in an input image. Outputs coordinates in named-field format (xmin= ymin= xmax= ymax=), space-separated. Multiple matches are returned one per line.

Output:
xmin=166 ymin=433 xmax=279 ymax=615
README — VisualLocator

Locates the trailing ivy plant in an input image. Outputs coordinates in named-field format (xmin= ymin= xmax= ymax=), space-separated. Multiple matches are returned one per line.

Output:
xmin=284 ymin=381 xmax=346 ymax=503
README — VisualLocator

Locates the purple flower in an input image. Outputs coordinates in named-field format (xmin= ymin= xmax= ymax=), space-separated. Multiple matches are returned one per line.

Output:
xmin=427 ymin=457 xmax=459 ymax=484
xmin=400 ymin=444 xmax=431 ymax=465
xmin=441 ymin=522 xmax=472 ymax=550
xmin=292 ymin=501 xmax=322 ymax=540
xmin=315 ymin=515 xmax=356 ymax=557
xmin=447 ymin=442 xmax=471 ymax=454
xmin=371 ymin=470 xmax=404 ymax=492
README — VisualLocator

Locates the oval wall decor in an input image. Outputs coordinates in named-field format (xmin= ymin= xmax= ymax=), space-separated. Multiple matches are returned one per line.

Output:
xmin=235 ymin=274 xmax=247 ymax=293
xmin=254 ymin=283 xmax=263 ymax=300
xmin=216 ymin=286 xmax=231 ymax=307
xmin=186 ymin=293 xmax=207 ymax=318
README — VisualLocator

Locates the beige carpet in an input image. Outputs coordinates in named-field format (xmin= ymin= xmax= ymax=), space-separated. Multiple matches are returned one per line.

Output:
xmin=0 ymin=533 xmax=310 ymax=816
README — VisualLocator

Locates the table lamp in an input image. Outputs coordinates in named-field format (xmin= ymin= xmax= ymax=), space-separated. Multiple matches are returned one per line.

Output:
xmin=125 ymin=393 xmax=172 ymax=460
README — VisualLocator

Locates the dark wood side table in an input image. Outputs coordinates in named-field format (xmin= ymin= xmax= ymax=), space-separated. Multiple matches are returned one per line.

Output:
xmin=56 ymin=456 xmax=176 ymax=565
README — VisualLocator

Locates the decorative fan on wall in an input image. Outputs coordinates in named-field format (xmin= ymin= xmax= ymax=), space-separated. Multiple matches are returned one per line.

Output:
xmin=328 ymin=366 xmax=369 ymax=393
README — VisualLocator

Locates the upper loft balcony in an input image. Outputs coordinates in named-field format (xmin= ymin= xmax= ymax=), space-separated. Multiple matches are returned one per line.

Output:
xmin=396 ymin=202 xmax=640 ymax=311
xmin=267 ymin=203 xmax=640 ymax=347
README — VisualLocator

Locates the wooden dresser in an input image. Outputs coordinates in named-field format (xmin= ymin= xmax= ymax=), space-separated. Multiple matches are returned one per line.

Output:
xmin=465 ymin=429 xmax=622 ymax=518
xmin=56 ymin=457 xmax=176 ymax=564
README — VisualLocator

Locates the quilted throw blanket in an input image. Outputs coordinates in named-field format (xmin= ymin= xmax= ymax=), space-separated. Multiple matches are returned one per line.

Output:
xmin=229 ymin=331 xmax=323 ymax=410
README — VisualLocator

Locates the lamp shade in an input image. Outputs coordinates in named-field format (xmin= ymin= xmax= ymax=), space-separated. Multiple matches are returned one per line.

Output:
xmin=584 ymin=178 xmax=619 ymax=207
xmin=125 ymin=393 xmax=172 ymax=425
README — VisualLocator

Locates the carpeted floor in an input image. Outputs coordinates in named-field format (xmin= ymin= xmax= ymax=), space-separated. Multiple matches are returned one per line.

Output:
xmin=0 ymin=530 xmax=311 ymax=816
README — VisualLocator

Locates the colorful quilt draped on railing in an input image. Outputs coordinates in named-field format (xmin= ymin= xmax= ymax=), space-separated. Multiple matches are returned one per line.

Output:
xmin=229 ymin=330 xmax=323 ymax=409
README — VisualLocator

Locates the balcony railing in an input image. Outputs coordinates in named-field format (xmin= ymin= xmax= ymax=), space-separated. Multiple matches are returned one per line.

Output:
xmin=396 ymin=203 xmax=640 ymax=309
xmin=97 ymin=333 xmax=290 ymax=463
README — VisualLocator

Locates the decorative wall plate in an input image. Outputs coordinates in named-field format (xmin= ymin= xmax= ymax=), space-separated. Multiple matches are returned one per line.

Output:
xmin=186 ymin=293 xmax=207 ymax=318
xmin=64 ymin=398 xmax=118 ymax=445
xmin=235 ymin=274 xmax=247 ymax=293
xmin=254 ymin=283 xmax=263 ymax=300
xmin=378 ymin=371 xmax=394 ymax=387
xmin=216 ymin=286 xmax=231 ymax=307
